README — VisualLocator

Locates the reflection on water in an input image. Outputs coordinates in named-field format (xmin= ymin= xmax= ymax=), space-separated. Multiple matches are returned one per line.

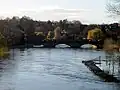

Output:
xmin=0 ymin=48 xmax=119 ymax=90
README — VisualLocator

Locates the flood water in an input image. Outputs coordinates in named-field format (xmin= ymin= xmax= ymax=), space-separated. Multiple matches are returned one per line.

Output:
xmin=0 ymin=48 xmax=119 ymax=90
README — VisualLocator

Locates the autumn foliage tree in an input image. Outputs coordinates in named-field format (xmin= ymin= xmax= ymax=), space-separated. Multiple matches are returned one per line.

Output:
xmin=46 ymin=31 xmax=54 ymax=40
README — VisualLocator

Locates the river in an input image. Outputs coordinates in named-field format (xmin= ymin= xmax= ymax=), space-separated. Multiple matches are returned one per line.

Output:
xmin=0 ymin=48 xmax=119 ymax=90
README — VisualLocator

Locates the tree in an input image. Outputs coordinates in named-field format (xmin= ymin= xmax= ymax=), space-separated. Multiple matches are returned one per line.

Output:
xmin=46 ymin=31 xmax=54 ymax=40
xmin=0 ymin=32 xmax=9 ymax=58
xmin=107 ymin=0 xmax=120 ymax=16
xmin=20 ymin=16 xmax=34 ymax=33
xmin=87 ymin=28 xmax=104 ymax=40
xmin=53 ymin=27 xmax=62 ymax=40
xmin=62 ymin=19 xmax=68 ymax=30
xmin=72 ymin=20 xmax=81 ymax=25
xmin=34 ymin=32 xmax=45 ymax=41
xmin=0 ymin=32 xmax=7 ymax=47
xmin=6 ymin=16 xmax=23 ymax=45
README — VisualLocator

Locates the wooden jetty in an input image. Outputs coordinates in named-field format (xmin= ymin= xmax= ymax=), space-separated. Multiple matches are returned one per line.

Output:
xmin=82 ymin=60 xmax=120 ymax=83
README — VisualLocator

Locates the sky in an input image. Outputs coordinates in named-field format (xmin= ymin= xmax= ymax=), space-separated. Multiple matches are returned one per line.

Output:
xmin=0 ymin=0 xmax=118 ymax=24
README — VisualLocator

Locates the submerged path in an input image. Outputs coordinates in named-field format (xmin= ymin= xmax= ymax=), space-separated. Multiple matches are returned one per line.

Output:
xmin=82 ymin=60 xmax=120 ymax=83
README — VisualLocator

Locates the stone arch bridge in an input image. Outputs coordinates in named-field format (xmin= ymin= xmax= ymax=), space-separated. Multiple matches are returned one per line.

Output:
xmin=37 ymin=39 xmax=104 ymax=49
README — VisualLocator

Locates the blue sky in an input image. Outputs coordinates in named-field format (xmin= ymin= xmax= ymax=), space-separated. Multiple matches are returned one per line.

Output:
xmin=0 ymin=0 xmax=118 ymax=24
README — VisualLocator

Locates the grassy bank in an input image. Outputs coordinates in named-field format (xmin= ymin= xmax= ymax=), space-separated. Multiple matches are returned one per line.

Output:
xmin=103 ymin=38 xmax=120 ymax=52
xmin=0 ymin=47 xmax=9 ymax=58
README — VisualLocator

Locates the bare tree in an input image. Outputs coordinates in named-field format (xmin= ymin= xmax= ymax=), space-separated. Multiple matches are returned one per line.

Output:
xmin=53 ymin=27 xmax=62 ymax=40
xmin=107 ymin=0 xmax=120 ymax=16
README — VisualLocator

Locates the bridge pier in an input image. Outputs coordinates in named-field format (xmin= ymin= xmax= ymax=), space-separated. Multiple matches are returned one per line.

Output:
xmin=43 ymin=40 xmax=56 ymax=48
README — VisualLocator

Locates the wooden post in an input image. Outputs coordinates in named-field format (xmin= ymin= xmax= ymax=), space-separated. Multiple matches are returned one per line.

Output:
xmin=99 ymin=56 xmax=101 ymax=66
xmin=112 ymin=59 xmax=115 ymax=75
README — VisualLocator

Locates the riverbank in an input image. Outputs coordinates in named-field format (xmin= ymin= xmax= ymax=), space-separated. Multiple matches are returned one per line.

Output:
xmin=103 ymin=38 xmax=120 ymax=52
xmin=0 ymin=47 xmax=10 ymax=58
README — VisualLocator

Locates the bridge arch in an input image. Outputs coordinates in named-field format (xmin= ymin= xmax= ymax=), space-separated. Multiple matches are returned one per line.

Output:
xmin=54 ymin=41 xmax=86 ymax=48
xmin=55 ymin=44 xmax=71 ymax=48
xmin=81 ymin=44 xmax=97 ymax=49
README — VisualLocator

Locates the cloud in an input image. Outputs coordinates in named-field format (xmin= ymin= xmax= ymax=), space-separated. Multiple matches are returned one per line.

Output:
xmin=0 ymin=6 xmax=116 ymax=24
xmin=4 ymin=8 xmax=90 ymax=23
xmin=34 ymin=8 xmax=92 ymax=23
xmin=48 ymin=8 xmax=91 ymax=13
